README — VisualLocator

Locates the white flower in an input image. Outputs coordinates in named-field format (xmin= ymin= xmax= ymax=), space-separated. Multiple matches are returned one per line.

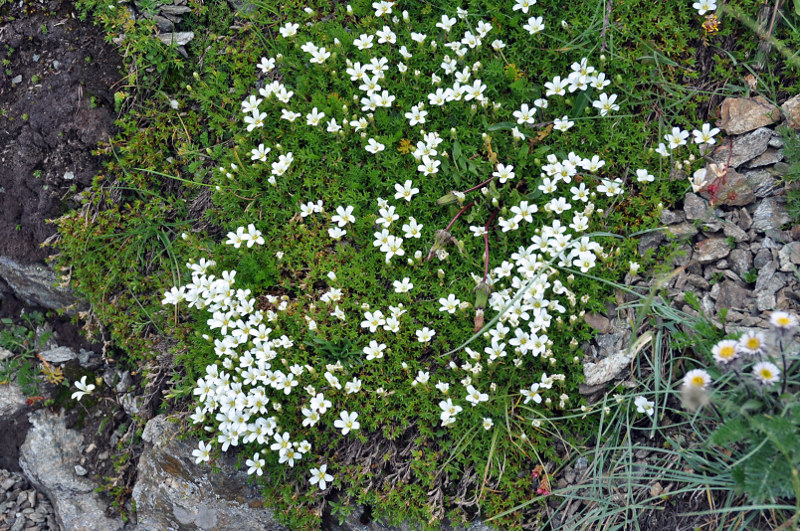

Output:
xmin=513 ymin=103 xmax=536 ymax=125
xmin=513 ymin=0 xmax=537 ymax=13
xmin=393 ymin=277 xmax=413 ymax=293
xmin=436 ymin=14 xmax=456 ymax=32
xmin=752 ymin=361 xmax=780 ymax=385
xmin=465 ymin=385 xmax=488 ymax=406
xmin=328 ymin=227 xmax=347 ymax=240
xmin=192 ymin=440 xmax=212 ymax=464
xmin=692 ymin=123 xmax=720 ymax=145
xmin=334 ymin=410 xmax=360 ymax=435
xmin=246 ymin=452 xmax=265 ymax=476
xmin=394 ymin=180 xmax=419 ymax=202
xmin=353 ymin=34 xmax=374 ymax=50
xmin=482 ymin=417 xmax=494 ymax=430
xmin=331 ymin=205 xmax=356 ymax=227
xmin=309 ymin=464 xmax=334 ymax=491
xmin=522 ymin=16 xmax=544 ymax=35
xmin=363 ymin=340 xmax=387 ymax=361
xmin=592 ymin=93 xmax=619 ymax=116
xmin=492 ymin=163 xmax=515 ymax=183
xmin=279 ymin=22 xmax=298 ymax=38
xmin=71 ymin=376 xmax=96 ymax=401
xmin=438 ymin=398 xmax=462 ymax=426
xmin=365 ymin=138 xmax=385 ymax=154
xmin=257 ymin=57 xmax=275 ymax=74
xmin=417 ymin=155 xmax=441 ymax=175
xmin=372 ymin=0 xmax=394 ymax=17
xmin=415 ymin=327 xmax=435 ymax=342
xmin=634 ymin=396 xmax=655 ymax=416
xmin=664 ymin=127 xmax=689 ymax=150
xmin=553 ymin=115 xmax=575 ymax=132
xmin=692 ymin=0 xmax=717 ymax=15
xmin=439 ymin=294 xmax=461 ymax=314
xmin=635 ymin=169 xmax=654 ymax=183
xmin=682 ymin=369 xmax=712 ymax=390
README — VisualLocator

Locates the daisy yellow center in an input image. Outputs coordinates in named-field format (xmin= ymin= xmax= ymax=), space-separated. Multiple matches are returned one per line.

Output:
xmin=777 ymin=316 xmax=791 ymax=327
xmin=719 ymin=345 xmax=736 ymax=359
xmin=745 ymin=338 xmax=760 ymax=350
xmin=760 ymin=368 xmax=774 ymax=380
xmin=690 ymin=375 xmax=705 ymax=387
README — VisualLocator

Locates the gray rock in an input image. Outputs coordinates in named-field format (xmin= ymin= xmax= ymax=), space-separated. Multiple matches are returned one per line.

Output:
xmin=683 ymin=193 xmax=708 ymax=221
xmin=666 ymin=222 xmax=698 ymax=239
xmin=582 ymin=320 xmax=633 ymax=386
xmin=755 ymin=261 xmax=778 ymax=293
xmin=659 ymin=209 xmax=683 ymax=225
xmin=781 ymin=94 xmax=800 ymax=129
xmin=37 ymin=346 xmax=77 ymax=364
xmin=778 ymin=241 xmax=800 ymax=272
xmin=722 ymin=222 xmax=749 ymax=243
xmin=737 ymin=207 xmax=753 ymax=231
xmin=754 ymin=247 xmax=772 ymax=269
xmin=718 ymin=96 xmax=780 ymax=135
xmin=0 ymin=346 xmax=12 ymax=360
xmin=729 ymin=248 xmax=753 ymax=279
xmin=0 ymin=383 xmax=26 ymax=418
xmin=584 ymin=313 xmax=611 ymax=334
xmin=757 ymin=290 xmax=776 ymax=312
xmin=711 ymin=127 xmax=772 ymax=169
xmin=19 ymin=410 xmax=123 ymax=531
xmin=638 ymin=230 xmax=665 ymax=255
xmin=227 ymin=0 xmax=257 ymax=14
xmin=699 ymin=168 xmax=756 ymax=207
xmin=745 ymin=148 xmax=783 ymax=169
xmin=0 ymin=257 xmax=82 ymax=313
xmin=11 ymin=75 xmax=22 ymax=84
xmin=742 ymin=170 xmax=781 ymax=198
xmin=133 ymin=415 xmax=288 ymax=531
xmin=159 ymin=4 xmax=191 ymax=14
xmin=152 ymin=15 xmax=174 ymax=32
xmin=714 ymin=281 xmax=752 ymax=312
xmin=769 ymin=134 xmax=785 ymax=148
xmin=156 ymin=31 xmax=194 ymax=46
xmin=695 ymin=238 xmax=731 ymax=264
xmin=752 ymin=197 xmax=791 ymax=232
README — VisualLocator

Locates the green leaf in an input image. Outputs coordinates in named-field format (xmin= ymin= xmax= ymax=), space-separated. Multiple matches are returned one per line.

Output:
xmin=795 ymin=0 xmax=800 ymax=16
xmin=518 ymin=143 xmax=529 ymax=159
xmin=487 ymin=121 xmax=517 ymax=132
xmin=453 ymin=140 xmax=462 ymax=161
xmin=571 ymin=90 xmax=591 ymax=119
xmin=710 ymin=417 xmax=748 ymax=447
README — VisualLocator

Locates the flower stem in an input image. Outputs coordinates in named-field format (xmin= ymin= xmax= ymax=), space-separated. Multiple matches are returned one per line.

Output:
xmin=444 ymin=201 xmax=475 ymax=233
xmin=482 ymin=210 xmax=499 ymax=282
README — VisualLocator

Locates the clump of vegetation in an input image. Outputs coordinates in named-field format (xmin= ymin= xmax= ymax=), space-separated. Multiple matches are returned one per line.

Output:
xmin=55 ymin=0 xmax=800 ymax=528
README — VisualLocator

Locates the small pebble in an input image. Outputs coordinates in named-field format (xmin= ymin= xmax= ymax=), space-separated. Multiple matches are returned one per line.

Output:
xmin=74 ymin=465 xmax=88 ymax=476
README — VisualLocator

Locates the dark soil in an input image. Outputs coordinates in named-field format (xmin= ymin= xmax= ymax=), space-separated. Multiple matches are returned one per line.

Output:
xmin=0 ymin=0 xmax=121 ymax=264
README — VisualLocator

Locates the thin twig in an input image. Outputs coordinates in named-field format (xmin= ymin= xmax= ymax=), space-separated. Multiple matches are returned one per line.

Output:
xmin=600 ymin=0 xmax=614 ymax=54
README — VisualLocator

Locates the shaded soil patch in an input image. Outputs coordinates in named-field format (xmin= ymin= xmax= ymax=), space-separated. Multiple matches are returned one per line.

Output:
xmin=0 ymin=0 xmax=122 ymax=264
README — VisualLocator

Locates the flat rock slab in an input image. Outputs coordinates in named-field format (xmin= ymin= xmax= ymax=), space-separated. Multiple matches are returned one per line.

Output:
xmin=133 ymin=415 xmax=287 ymax=531
xmin=38 ymin=346 xmax=78 ymax=364
xmin=695 ymin=238 xmax=731 ymax=264
xmin=717 ymin=96 xmax=780 ymax=135
xmin=19 ymin=410 xmax=123 ymax=531
xmin=752 ymin=197 xmax=791 ymax=232
xmin=0 ymin=256 xmax=80 ymax=312
xmin=711 ymin=127 xmax=773 ymax=169
xmin=0 ymin=383 xmax=26 ymax=418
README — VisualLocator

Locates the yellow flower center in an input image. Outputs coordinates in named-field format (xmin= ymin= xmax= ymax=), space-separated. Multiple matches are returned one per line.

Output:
xmin=690 ymin=376 xmax=705 ymax=387
xmin=745 ymin=338 xmax=760 ymax=350
xmin=760 ymin=368 xmax=774 ymax=380
xmin=719 ymin=345 xmax=735 ymax=359
xmin=778 ymin=317 xmax=791 ymax=327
